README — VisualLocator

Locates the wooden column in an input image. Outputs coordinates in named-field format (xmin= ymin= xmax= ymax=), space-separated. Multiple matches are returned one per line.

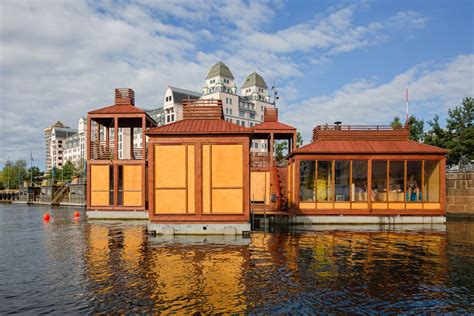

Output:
xmin=368 ymin=159 xmax=372 ymax=212
xmin=130 ymin=127 xmax=134 ymax=159
xmin=440 ymin=157 xmax=446 ymax=215
xmin=86 ymin=116 xmax=92 ymax=209
xmin=269 ymin=133 xmax=274 ymax=168
xmin=87 ymin=116 xmax=92 ymax=161
xmin=141 ymin=116 xmax=146 ymax=210
xmin=292 ymin=132 xmax=297 ymax=151
xmin=141 ymin=116 xmax=146 ymax=161
xmin=113 ymin=117 xmax=118 ymax=207
xmin=114 ymin=117 xmax=118 ymax=160
xmin=106 ymin=127 xmax=109 ymax=153
xmin=295 ymin=157 xmax=300 ymax=208
xmin=97 ymin=122 xmax=101 ymax=143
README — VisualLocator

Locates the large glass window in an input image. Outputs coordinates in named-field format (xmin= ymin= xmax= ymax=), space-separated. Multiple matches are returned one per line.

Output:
xmin=424 ymin=161 xmax=440 ymax=202
xmin=317 ymin=161 xmax=333 ymax=202
xmin=406 ymin=161 xmax=422 ymax=202
xmin=389 ymin=161 xmax=405 ymax=202
xmin=352 ymin=160 xmax=368 ymax=201
xmin=372 ymin=161 xmax=387 ymax=201
xmin=335 ymin=161 xmax=350 ymax=201
xmin=299 ymin=160 xmax=315 ymax=201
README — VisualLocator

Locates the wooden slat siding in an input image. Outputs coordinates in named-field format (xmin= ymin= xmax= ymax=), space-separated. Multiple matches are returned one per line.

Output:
xmin=182 ymin=99 xmax=223 ymax=107
xmin=182 ymin=105 xmax=223 ymax=120
xmin=263 ymin=108 xmax=278 ymax=122
xmin=115 ymin=88 xmax=135 ymax=105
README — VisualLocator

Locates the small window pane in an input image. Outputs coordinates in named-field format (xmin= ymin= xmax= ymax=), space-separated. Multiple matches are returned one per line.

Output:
xmin=424 ymin=161 xmax=440 ymax=202
xmin=406 ymin=161 xmax=422 ymax=202
xmin=317 ymin=161 xmax=333 ymax=202
xmin=389 ymin=161 xmax=405 ymax=202
xmin=372 ymin=160 xmax=387 ymax=201
xmin=300 ymin=161 xmax=315 ymax=202
xmin=352 ymin=160 xmax=368 ymax=201
xmin=335 ymin=160 xmax=350 ymax=201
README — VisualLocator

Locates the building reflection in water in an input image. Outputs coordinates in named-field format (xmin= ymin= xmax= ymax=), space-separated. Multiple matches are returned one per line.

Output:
xmin=82 ymin=222 xmax=473 ymax=314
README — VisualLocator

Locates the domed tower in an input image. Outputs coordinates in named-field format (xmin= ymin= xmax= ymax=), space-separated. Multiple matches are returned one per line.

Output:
xmin=202 ymin=61 xmax=236 ymax=95
xmin=241 ymin=72 xmax=270 ymax=102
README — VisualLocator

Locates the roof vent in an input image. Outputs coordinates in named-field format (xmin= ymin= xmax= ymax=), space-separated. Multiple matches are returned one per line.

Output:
xmin=115 ymin=88 xmax=135 ymax=105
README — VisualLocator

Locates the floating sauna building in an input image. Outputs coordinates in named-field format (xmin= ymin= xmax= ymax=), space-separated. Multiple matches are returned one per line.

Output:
xmin=86 ymin=88 xmax=448 ymax=233
xmin=287 ymin=124 xmax=448 ymax=224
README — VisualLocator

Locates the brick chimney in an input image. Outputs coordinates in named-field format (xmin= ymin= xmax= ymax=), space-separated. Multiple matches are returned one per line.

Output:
xmin=115 ymin=88 xmax=135 ymax=105
xmin=264 ymin=107 xmax=278 ymax=122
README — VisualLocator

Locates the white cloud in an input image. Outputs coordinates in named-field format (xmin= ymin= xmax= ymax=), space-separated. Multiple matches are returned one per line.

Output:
xmin=281 ymin=55 xmax=474 ymax=143
xmin=0 ymin=0 xmax=448 ymax=169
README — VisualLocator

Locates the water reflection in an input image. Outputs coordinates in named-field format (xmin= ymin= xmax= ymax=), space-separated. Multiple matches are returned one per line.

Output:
xmin=81 ymin=221 xmax=473 ymax=314
xmin=1 ymin=205 xmax=473 ymax=314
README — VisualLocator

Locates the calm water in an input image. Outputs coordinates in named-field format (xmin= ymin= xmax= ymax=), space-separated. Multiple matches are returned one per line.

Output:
xmin=0 ymin=204 xmax=473 ymax=314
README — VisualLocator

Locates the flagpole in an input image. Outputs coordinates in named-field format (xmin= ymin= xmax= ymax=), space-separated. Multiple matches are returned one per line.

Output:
xmin=30 ymin=151 xmax=33 ymax=186
xmin=405 ymin=87 xmax=409 ymax=126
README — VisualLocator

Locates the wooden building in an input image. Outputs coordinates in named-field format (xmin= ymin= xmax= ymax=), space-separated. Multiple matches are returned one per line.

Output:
xmin=250 ymin=108 xmax=297 ymax=213
xmin=86 ymin=89 xmax=157 ymax=219
xmin=287 ymin=124 xmax=448 ymax=223
xmin=145 ymin=99 xmax=252 ymax=234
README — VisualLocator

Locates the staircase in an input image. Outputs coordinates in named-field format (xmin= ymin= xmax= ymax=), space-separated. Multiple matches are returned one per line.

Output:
xmin=51 ymin=184 xmax=69 ymax=205
xmin=271 ymin=162 xmax=288 ymax=210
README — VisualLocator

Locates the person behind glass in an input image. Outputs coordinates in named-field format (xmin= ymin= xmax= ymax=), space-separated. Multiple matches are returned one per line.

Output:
xmin=407 ymin=174 xmax=420 ymax=201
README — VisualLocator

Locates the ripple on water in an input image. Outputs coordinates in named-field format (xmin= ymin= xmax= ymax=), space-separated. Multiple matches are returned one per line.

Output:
xmin=1 ymin=204 xmax=474 ymax=313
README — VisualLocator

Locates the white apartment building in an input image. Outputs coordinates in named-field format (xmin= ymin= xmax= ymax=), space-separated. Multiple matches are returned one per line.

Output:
xmin=44 ymin=121 xmax=77 ymax=171
xmin=161 ymin=61 xmax=275 ymax=151
xmin=163 ymin=87 xmax=202 ymax=123
xmin=63 ymin=117 xmax=87 ymax=169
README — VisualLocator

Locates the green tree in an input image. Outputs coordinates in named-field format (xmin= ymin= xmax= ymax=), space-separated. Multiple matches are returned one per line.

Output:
xmin=445 ymin=97 xmax=474 ymax=164
xmin=424 ymin=97 xmax=474 ymax=165
xmin=0 ymin=160 xmax=27 ymax=189
xmin=62 ymin=160 xmax=77 ymax=182
xmin=408 ymin=115 xmax=425 ymax=142
xmin=424 ymin=115 xmax=448 ymax=148
xmin=26 ymin=166 xmax=44 ymax=185
xmin=296 ymin=131 xmax=303 ymax=148
xmin=390 ymin=116 xmax=403 ymax=129
xmin=390 ymin=115 xmax=424 ymax=141
xmin=274 ymin=141 xmax=288 ymax=164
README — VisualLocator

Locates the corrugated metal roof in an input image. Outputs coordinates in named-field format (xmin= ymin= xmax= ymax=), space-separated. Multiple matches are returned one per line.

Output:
xmin=88 ymin=104 xmax=145 ymax=114
xmin=146 ymin=119 xmax=252 ymax=135
xmin=291 ymin=140 xmax=448 ymax=155
xmin=253 ymin=121 xmax=296 ymax=131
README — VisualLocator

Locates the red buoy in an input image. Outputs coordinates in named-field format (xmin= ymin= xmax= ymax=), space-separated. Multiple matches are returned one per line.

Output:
xmin=43 ymin=213 xmax=50 ymax=221
xmin=74 ymin=211 xmax=80 ymax=218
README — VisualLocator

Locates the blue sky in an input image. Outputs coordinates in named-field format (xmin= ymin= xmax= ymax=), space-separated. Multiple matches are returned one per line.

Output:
xmin=0 ymin=0 xmax=473 ymax=170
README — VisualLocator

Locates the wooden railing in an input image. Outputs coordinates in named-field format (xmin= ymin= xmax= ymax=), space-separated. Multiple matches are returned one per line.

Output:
xmin=91 ymin=141 xmax=114 ymax=160
xmin=251 ymin=152 xmax=271 ymax=168
xmin=314 ymin=125 xmax=402 ymax=131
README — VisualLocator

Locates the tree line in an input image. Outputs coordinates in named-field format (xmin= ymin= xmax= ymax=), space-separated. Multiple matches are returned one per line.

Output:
xmin=390 ymin=97 xmax=473 ymax=165
xmin=0 ymin=159 xmax=85 ymax=189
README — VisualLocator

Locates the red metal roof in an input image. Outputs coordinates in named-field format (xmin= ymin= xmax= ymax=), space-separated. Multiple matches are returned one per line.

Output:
xmin=290 ymin=140 xmax=448 ymax=155
xmin=88 ymin=104 xmax=145 ymax=115
xmin=146 ymin=119 xmax=252 ymax=135
xmin=253 ymin=121 xmax=296 ymax=132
